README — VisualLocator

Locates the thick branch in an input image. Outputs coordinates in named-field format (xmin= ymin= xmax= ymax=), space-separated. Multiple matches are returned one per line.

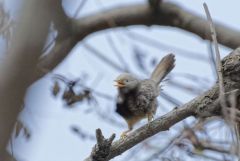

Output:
xmin=72 ymin=2 xmax=240 ymax=49
xmin=37 ymin=2 xmax=240 ymax=80
xmin=90 ymin=129 xmax=115 ymax=161
xmin=84 ymin=48 xmax=240 ymax=161
xmin=0 ymin=0 xmax=58 ymax=159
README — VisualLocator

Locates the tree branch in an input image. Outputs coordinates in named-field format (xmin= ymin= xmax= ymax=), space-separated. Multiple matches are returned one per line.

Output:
xmin=84 ymin=129 xmax=115 ymax=161
xmin=204 ymin=3 xmax=226 ymax=107
xmin=72 ymin=2 xmax=240 ymax=49
xmin=83 ymin=47 xmax=240 ymax=161
xmin=37 ymin=2 xmax=240 ymax=81
xmin=0 ymin=0 xmax=60 ymax=159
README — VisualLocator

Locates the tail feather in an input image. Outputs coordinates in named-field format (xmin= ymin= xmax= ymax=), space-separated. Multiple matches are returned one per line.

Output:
xmin=150 ymin=53 xmax=175 ymax=85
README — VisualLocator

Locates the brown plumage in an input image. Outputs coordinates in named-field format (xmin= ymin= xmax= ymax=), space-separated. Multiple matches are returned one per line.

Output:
xmin=114 ymin=53 xmax=175 ymax=138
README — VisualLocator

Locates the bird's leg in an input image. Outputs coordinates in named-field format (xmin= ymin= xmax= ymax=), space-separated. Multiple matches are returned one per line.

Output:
xmin=147 ymin=112 xmax=154 ymax=122
xmin=120 ymin=125 xmax=133 ymax=139
xmin=147 ymin=112 xmax=154 ymax=127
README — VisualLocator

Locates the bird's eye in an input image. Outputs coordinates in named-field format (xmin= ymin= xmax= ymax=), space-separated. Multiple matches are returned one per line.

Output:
xmin=126 ymin=80 xmax=128 ymax=82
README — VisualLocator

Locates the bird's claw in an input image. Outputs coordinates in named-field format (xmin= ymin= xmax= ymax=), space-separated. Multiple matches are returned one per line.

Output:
xmin=147 ymin=113 xmax=154 ymax=123
xmin=147 ymin=113 xmax=154 ymax=128
xmin=120 ymin=131 xmax=128 ymax=139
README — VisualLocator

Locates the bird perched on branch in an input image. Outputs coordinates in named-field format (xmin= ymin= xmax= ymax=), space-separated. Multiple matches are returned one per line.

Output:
xmin=114 ymin=53 xmax=175 ymax=138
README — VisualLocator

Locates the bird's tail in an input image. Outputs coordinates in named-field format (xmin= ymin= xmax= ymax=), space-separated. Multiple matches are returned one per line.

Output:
xmin=150 ymin=53 xmax=175 ymax=85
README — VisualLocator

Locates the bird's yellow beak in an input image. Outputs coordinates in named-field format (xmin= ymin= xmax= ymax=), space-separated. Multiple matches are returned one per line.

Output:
xmin=114 ymin=80 xmax=125 ymax=88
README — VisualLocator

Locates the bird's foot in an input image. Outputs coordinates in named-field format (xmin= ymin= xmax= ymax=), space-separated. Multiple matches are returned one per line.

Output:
xmin=147 ymin=121 xmax=152 ymax=128
xmin=120 ymin=131 xmax=128 ymax=139
xmin=120 ymin=128 xmax=132 ymax=139
xmin=147 ymin=113 xmax=154 ymax=123
xmin=147 ymin=113 xmax=154 ymax=128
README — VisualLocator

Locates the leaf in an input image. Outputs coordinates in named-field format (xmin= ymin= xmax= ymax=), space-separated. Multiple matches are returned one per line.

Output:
xmin=14 ymin=121 xmax=22 ymax=138
xmin=62 ymin=89 xmax=75 ymax=100
xmin=52 ymin=81 xmax=60 ymax=96
xmin=14 ymin=120 xmax=31 ymax=140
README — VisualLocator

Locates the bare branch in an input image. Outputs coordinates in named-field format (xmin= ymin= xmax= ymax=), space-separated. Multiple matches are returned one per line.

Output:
xmin=0 ymin=0 xmax=57 ymax=159
xmin=204 ymin=5 xmax=240 ymax=157
xmin=72 ymin=2 xmax=240 ymax=49
xmin=73 ymin=0 xmax=88 ymax=18
xmin=125 ymin=31 xmax=208 ymax=62
xmin=85 ymin=105 xmax=194 ymax=161
xmin=203 ymin=3 xmax=225 ymax=101
xmin=207 ymin=41 xmax=217 ymax=79
xmin=83 ymin=43 xmax=126 ymax=72
xmin=36 ymin=2 xmax=240 ymax=81
xmin=83 ymin=47 xmax=240 ymax=161
xmin=84 ymin=129 xmax=116 ymax=161
xmin=105 ymin=34 xmax=130 ymax=72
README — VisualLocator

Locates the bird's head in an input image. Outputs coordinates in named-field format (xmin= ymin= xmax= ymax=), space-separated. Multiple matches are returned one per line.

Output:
xmin=114 ymin=73 xmax=139 ymax=91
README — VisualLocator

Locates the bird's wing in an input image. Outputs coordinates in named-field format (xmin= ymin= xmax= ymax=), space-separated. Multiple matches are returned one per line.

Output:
xmin=135 ymin=80 xmax=157 ymax=112
xmin=150 ymin=53 xmax=175 ymax=85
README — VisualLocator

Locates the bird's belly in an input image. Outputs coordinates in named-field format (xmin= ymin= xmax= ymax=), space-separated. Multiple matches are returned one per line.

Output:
xmin=124 ymin=113 xmax=147 ymax=127
xmin=116 ymin=98 xmax=157 ymax=119
xmin=130 ymin=95 xmax=157 ymax=115
xmin=116 ymin=95 xmax=157 ymax=129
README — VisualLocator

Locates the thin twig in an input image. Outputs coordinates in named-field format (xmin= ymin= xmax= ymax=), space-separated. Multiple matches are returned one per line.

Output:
xmin=43 ymin=0 xmax=88 ymax=55
xmin=52 ymin=73 xmax=114 ymax=101
xmin=168 ymin=80 xmax=204 ymax=95
xmin=83 ymin=43 xmax=125 ymax=72
xmin=160 ymin=91 xmax=183 ymax=106
xmin=190 ymin=151 xmax=225 ymax=161
xmin=125 ymin=31 xmax=209 ymax=62
xmin=203 ymin=3 xmax=225 ymax=102
xmin=204 ymin=6 xmax=240 ymax=158
xmin=73 ymin=0 xmax=88 ymax=18
xmin=105 ymin=34 xmax=130 ymax=72
xmin=95 ymin=0 xmax=130 ymax=72
xmin=207 ymin=41 xmax=217 ymax=79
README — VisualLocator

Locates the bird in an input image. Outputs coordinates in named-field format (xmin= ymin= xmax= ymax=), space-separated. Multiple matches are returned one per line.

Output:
xmin=114 ymin=53 xmax=175 ymax=138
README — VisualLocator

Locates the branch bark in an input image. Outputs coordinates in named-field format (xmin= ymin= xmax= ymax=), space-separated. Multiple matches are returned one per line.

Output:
xmin=89 ymin=129 xmax=115 ymax=161
xmin=0 ymin=0 xmax=59 ymax=160
xmin=72 ymin=2 xmax=240 ymax=49
xmin=83 ymin=47 xmax=240 ymax=161
xmin=37 ymin=2 xmax=240 ymax=80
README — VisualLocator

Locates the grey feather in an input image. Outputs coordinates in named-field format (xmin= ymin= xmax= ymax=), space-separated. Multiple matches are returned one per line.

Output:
xmin=134 ymin=80 xmax=158 ymax=115
xmin=150 ymin=53 xmax=175 ymax=85
xmin=115 ymin=53 xmax=175 ymax=129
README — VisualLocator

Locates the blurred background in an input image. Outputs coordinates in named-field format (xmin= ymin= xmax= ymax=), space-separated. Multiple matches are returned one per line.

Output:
xmin=1 ymin=0 xmax=239 ymax=161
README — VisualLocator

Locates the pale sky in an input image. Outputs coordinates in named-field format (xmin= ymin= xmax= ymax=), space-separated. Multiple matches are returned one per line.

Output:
xmin=5 ymin=0 xmax=240 ymax=161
